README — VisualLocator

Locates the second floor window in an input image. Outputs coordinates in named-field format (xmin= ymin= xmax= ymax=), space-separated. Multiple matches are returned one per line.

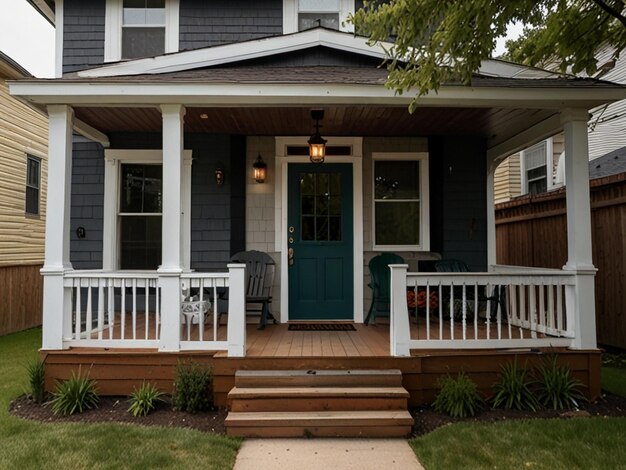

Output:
xmin=298 ymin=0 xmax=340 ymax=31
xmin=122 ymin=0 xmax=166 ymax=59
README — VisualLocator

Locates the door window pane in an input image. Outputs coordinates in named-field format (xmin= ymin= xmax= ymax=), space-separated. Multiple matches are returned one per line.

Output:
xmin=120 ymin=215 xmax=162 ymax=269
xmin=120 ymin=164 xmax=162 ymax=213
xmin=300 ymin=171 xmax=342 ymax=241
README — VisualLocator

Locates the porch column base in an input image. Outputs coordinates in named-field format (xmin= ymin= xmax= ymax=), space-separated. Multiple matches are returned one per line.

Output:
xmin=227 ymin=264 xmax=246 ymax=357
xmin=563 ymin=265 xmax=598 ymax=350
xmin=158 ymin=269 xmax=182 ymax=352
xmin=41 ymin=268 xmax=72 ymax=350
xmin=389 ymin=264 xmax=411 ymax=357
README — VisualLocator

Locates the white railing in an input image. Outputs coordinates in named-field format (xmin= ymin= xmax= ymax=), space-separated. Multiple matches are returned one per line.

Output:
xmin=63 ymin=271 xmax=161 ymax=348
xmin=60 ymin=264 xmax=247 ymax=356
xmin=389 ymin=264 xmax=578 ymax=356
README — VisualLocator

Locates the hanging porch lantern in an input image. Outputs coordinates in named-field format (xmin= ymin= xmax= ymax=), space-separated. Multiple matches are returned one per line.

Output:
xmin=308 ymin=109 xmax=327 ymax=163
xmin=252 ymin=153 xmax=267 ymax=183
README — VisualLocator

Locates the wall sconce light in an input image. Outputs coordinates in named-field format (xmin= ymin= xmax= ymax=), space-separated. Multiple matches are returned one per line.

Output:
xmin=308 ymin=109 xmax=327 ymax=163
xmin=252 ymin=153 xmax=267 ymax=183
xmin=215 ymin=167 xmax=224 ymax=186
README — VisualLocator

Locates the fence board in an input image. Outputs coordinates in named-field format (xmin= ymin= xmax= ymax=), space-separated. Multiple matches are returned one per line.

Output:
xmin=0 ymin=264 xmax=42 ymax=336
xmin=496 ymin=174 xmax=626 ymax=349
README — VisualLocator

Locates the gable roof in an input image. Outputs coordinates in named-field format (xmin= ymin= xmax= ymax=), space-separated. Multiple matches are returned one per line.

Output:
xmin=0 ymin=51 xmax=32 ymax=80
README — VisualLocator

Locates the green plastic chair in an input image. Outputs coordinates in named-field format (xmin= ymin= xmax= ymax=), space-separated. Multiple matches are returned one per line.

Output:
xmin=365 ymin=253 xmax=405 ymax=325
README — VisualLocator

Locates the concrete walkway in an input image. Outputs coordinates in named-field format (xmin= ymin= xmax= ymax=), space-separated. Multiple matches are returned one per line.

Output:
xmin=233 ymin=438 xmax=425 ymax=470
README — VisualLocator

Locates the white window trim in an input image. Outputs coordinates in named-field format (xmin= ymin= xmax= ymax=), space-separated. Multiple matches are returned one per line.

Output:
xmin=371 ymin=152 xmax=430 ymax=252
xmin=283 ymin=0 xmax=354 ymax=34
xmin=275 ymin=136 xmax=364 ymax=323
xmin=104 ymin=0 xmax=179 ymax=63
xmin=521 ymin=137 xmax=554 ymax=194
xmin=103 ymin=149 xmax=192 ymax=271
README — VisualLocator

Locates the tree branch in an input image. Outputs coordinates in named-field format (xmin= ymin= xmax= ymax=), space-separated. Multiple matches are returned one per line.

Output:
xmin=590 ymin=0 xmax=626 ymax=28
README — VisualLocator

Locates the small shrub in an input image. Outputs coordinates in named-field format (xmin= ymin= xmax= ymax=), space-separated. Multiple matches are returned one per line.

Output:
xmin=173 ymin=361 xmax=213 ymax=413
xmin=535 ymin=354 xmax=586 ymax=410
xmin=25 ymin=357 xmax=46 ymax=404
xmin=50 ymin=368 xmax=99 ymax=415
xmin=433 ymin=372 xmax=483 ymax=418
xmin=491 ymin=358 xmax=539 ymax=411
xmin=128 ymin=382 xmax=165 ymax=417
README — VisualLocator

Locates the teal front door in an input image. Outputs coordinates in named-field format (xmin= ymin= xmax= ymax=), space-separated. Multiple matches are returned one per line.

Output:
xmin=287 ymin=163 xmax=353 ymax=320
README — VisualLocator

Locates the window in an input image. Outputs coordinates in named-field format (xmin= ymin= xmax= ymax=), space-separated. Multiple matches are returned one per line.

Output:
xmin=372 ymin=153 xmax=429 ymax=250
xmin=119 ymin=164 xmax=162 ymax=269
xmin=105 ymin=0 xmax=179 ymax=62
xmin=521 ymin=138 xmax=553 ymax=195
xmin=283 ymin=0 xmax=354 ymax=34
xmin=25 ymin=155 xmax=41 ymax=216
xmin=122 ymin=0 xmax=166 ymax=59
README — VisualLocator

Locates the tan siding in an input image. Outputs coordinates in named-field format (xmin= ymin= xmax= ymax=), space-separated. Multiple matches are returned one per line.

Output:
xmin=494 ymin=154 xmax=521 ymax=204
xmin=0 ymin=79 xmax=48 ymax=266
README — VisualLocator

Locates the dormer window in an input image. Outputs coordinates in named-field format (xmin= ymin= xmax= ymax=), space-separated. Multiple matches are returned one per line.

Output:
xmin=122 ymin=0 xmax=166 ymax=59
xmin=283 ymin=0 xmax=354 ymax=34
xmin=105 ymin=0 xmax=179 ymax=62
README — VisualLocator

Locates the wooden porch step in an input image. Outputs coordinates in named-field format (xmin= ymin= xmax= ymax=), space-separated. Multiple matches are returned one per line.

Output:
xmin=225 ymin=369 xmax=413 ymax=437
xmin=225 ymin=410 xmax=414 ymax=438
xmin=228 ymin=386 xmax=409 ymax=412
xmin=234 ymin=369 xmax=403 ymax=388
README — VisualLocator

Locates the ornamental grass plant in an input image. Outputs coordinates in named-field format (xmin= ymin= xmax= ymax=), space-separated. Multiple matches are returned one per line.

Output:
xmin=433 ymin=372 xmax=483 ymax=418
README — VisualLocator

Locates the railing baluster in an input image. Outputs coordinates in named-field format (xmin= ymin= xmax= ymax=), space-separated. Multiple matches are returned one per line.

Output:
xmin=107 ymin=278 xmax=114 ymax=339
xmin=506 ymin=285 xmax=513 ymax=339
xmin=539 ymin=282 xmax=546 ymax=335
xmin=426 ymin=281 xmax=431 ymax=341
xmin=473 ymin=282 xmax=478 ymax=340
xmin=529 ymin=284 xmax=537 ymax=339
xmin=132 ymin=278 xmax=137 ymax=340
xmin=86 ymin=278 xmax=93 ymax=339
xmin=519 ymin=284 xmax=526 ymax=339
xmin=213 ymin=282 xmax=218 ymax=342
xmin=548 ymin=284 xmax=555 ymax=332
xmin=461 ymin=283 xmax=467 ymax=341
xmin=74 ymin=279 xmax=81 ymax=340
xmin=121 ymin=278 xmax=126 ymax=340
xmin=486 ymin=282 xmax=491 ymax=340
xmin=97 ymin=280 xmax=104 ymax=340
xmin=496 ymin=284 xmax=502 ymax=340
xmin=155 ymin=280 xmax=160 ymax=340
xmin=438 ymin=283 xmax=443 ymax=340
xmin=557 ymin=283 xmax=564 ymax=334
xmin=145 ymin=278 xmax=150 ymax=340
xmin=199 ymin=278 xmax=204 ymax=342
xmin=449 ymin=281 xmax=454 ymax=340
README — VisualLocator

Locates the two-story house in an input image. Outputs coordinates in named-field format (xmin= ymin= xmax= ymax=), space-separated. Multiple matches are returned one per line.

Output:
xmin=10 ymin=0 xmax=626 ymax=437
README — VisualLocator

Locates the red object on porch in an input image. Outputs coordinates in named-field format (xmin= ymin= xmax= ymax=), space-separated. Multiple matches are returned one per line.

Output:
xmin=407 ymin=288 xmax=439 ymax=310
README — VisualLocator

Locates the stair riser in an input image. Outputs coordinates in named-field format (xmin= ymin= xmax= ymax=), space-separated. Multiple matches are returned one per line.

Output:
xmin=229 ymin=397 xmax=408 ymax=413
xmin=226 ymin=425 xmax=412 ymax=438
xmin=235 ymin=375 xmax=402 ymax=388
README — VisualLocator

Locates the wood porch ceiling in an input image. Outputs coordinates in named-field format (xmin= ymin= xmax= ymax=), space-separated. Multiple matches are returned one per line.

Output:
xmin=73 ymin=105 xmax=556 ymax=140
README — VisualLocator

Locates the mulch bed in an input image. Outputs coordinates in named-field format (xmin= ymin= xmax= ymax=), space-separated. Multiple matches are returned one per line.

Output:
xmin=9 ymin=391 xmax=626 ymax=438
xmin=9 ymin=395 xmax=227 ymax=434
xmin=410 ymin=391 xmax=626 ymax=437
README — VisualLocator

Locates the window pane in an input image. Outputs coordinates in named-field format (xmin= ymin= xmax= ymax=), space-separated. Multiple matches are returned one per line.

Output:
xmin=27 ymin=158 xmax=40 ymax=188
xmin=123 ymin=0 xmax=165 ymax=25
xmin=374 ymin=160 xmax=420 ymax=200
xmin=120 ymin=215 xmax=162 ymax=269
xmin=122 ymin=27 xmax=165 ymax=59
xmin=26 ymin=186 xmax=39 ymax=215
xmin=528 ymin=179 xmax=547 ymax=195
xmin=299 ymin=0 xmax=339 ymax=12
xmin=298 ymin=13 xmax=339 ymax=30
xmin=524 ymin=142 xmax=547 ymax=169
xmin=316 ymin=216 xmax=328 ymax=240
xmin=300 ymin=173 xmax=315 ymax=195
xmin=527 ymin=166 xmax=547 ymax=181
xmin=120 ymin=164 xmax=162 ymax=213
xmin=375 ymin=202 xmax=420 ymax=246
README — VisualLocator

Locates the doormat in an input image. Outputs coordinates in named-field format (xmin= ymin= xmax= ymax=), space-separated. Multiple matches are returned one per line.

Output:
xmin=288 ymin=323 xmax=356 ymax=331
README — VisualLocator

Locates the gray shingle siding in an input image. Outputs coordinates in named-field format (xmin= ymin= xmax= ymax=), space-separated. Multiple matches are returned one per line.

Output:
xmin=70 ymin=139 xmax=105 ymax=269
xmin=179 ymin=0 xmax=283 ymax=51
xmin=63 ymin=0 xmax=105 ymax=74
xmin=429 ymin=136 xmax=487 ymax=271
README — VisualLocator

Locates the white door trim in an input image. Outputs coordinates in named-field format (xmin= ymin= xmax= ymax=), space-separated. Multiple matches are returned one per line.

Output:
xmin=275 ymin=137 xmax=364 ymax=322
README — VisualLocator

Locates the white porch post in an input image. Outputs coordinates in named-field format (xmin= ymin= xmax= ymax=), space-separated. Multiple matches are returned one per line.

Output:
xmin=389 ymin=264 xmax=411 ymax=357
xmin=41 ymin=105 xmax=74 ymax=350
xmin=226 ymin=263 xmax=246 ymax=357
xmin=561 ymin=108 xmax=597 ymax=350
xmin=158 ymin=104 xmax=185 ymax=351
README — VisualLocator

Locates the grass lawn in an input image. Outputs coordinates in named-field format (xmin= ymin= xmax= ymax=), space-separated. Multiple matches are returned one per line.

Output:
xmin=410 ymin=359 xmax=626 ymax=469
xmin=0 ymin=328 xmax=241 ymax=470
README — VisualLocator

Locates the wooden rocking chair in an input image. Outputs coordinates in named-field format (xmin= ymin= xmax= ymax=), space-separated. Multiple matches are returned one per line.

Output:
xmin=230 ymin=250 xmax=276 ymax=330
xmin=365 ymin=253 xmax=405 ymax=325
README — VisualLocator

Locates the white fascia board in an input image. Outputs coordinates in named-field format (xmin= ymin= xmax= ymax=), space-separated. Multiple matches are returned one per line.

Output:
xmin=10 ymin=81 xmax=626 ymax=109
xmin=77 ymin=29 xmax=390 ymax=78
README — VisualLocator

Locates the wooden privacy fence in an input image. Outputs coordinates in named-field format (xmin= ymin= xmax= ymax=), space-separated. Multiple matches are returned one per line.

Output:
xmin=0 ymin=264 xmax=43 ymax=336
xmin=495 ymin=173 xmax=626 ymax=349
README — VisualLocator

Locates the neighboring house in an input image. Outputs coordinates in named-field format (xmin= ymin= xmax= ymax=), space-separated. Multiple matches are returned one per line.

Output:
xmin=0 ymin=51 xmax=48 ymax=336
xmin=11 ymin=1 xmax=625 ymax=436
xmin=495 ymin=45 xmax=626 ymax=203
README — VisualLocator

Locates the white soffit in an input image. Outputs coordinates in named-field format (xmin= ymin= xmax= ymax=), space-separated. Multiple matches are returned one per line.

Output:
xmin=78 ymin=28 xmax=391 ymax=78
